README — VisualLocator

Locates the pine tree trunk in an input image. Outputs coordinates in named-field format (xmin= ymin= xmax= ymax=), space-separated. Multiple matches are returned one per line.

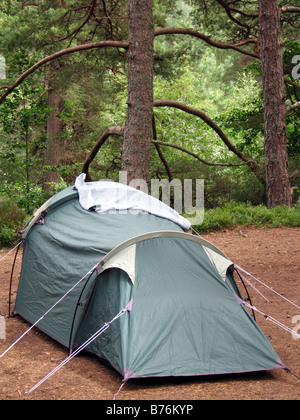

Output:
xmin=258 ymin=0 xmax=292 ymax=208
xmin=121 ymin=0 xmax=154 ymax=183
xmin=44 ymin=61 xmax=65 ymax=190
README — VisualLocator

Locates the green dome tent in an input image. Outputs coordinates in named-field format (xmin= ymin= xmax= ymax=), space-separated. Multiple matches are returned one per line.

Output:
xmin=13 ymin=175 xmax=284 ymax=388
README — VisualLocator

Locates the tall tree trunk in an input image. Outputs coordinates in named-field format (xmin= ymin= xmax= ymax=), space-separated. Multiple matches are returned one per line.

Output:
xmin=121 ymin=0 xmax=154 ymax=183
xmin=258 ymin=0 xmax=292 ymax=208
xmin=44 ymin=60 xmax=65 ymax=190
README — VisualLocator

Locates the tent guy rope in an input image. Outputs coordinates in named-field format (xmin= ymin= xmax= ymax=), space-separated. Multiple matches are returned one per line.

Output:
xmin=235 ymin=268 xmax=269 ymax=302
xmin=0 ymin=264 xmax=97 ymax=359
xmin=25 ymin=299 xmax=133 ymax=395
xmin=239 ymin=297 xmax=300 ymax=340
xmin=0 ymin=240 xmax=23 ymax=264
xmin=191 ymin=227 xmax=300 ymax=311
xmin=235 ymin=264 xmax=300 ymax=311
xmin=237 ymin=296 xmax=300 ymax=382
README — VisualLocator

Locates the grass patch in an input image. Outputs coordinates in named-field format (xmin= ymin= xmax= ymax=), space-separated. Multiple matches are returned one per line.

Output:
xmin=194 ymin=202 xmax=300 ymax=232
xmin=1 ymin=199 xmax=299 ymax=248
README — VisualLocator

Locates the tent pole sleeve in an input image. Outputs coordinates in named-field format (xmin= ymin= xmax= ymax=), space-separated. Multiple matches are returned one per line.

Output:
xmin=234 ymin=268 xmax=256 ymax=321
xmin=8 ymin=241 xmax=22 ymax=317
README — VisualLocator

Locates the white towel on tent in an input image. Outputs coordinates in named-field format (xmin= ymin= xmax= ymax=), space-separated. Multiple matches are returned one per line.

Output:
xmin=74 ymin=173 xmax=191 ymax=231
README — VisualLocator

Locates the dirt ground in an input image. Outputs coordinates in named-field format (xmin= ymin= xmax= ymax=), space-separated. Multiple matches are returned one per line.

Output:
xmin=0 ymin=226 xmax=299 ymax=401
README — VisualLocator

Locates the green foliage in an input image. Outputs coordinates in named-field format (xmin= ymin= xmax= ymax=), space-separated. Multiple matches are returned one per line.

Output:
xmin=0 ymin=197 xmax=26 ymax=228
xmin=0 ymin=197 xmax=26 ymax=247
xmin=283 ymin=40 xmax=300 ymax=159
xmin=0 ymin=0 xmax=299 ymax=237
xmin=153 ymin=52 xmax=264 ymax=162
xmin=286 ymin=113 xmax=300 ymax=158
xmin=0 ymin=50 xmax=50 ymax=212
xmin=0 ymin=225 xmax=16 ymax=248
xmin=0 ymin=181 xmax=46 ymax=216
xmin=195 ymin=202 xmax=300 ymax=233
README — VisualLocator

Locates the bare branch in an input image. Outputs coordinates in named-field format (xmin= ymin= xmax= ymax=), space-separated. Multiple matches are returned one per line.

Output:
xmin=100 ymin=0 xmax=115 ymax=39
xmin=22 ymin=2 xmax=39 ymax=7
xmin=153 ymin=99 xmax=265 ymax=185
xmin=152 ymin=114 xmax=172 ymax=180
xmin=82 ymin=125 xmax=124 ymax=180
xmin=224 ymin=6 xmax=258 ymax=18
xmin=153 ymin=99 xmax=253 ymax=164
xmin=216 ymin=0 xmax=252 ymax=34
xmin=55 ymin=0 xmax=98 ymax=42
xmin=281 ymin=6 xmax=300 ymax=13
xmin=82 ymin=123 xmax=249 ymax=183
xmin=285 ymin=77 xmax=300 ymax=90
xmin=105 ymin=66 xmax=125 ymax=75
xmin=287 ymin=101 xmax=300 ymax=113
xmin=152 ymin=140 xmax=249 ymax=167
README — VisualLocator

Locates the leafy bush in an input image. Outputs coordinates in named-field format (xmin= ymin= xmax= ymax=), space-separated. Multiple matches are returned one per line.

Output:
xmin=0 ymin=197 xmax=26 ymax=247
xmin=0 ymin=225 xmax=17 ymax=248
xmin=0 ymin=197 xmax=27 ymax=228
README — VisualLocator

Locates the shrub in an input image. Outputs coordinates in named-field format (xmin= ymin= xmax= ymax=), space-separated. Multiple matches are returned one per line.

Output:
xmin=0 ymin=225 xmax=17 ymax=248
xmin=0 ymin=197 xmax=26 ymax=247
xmin=0 ymin=197 xmax=26 ymax=228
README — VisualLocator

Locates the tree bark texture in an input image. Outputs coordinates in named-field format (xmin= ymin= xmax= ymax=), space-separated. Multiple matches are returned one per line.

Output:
xmin=44 ymin=60 xmax=65 ymax=189
xmin=121 ymin=0 xmax=154 ymax=183
xmin=258 ymin=0 xmax=292 ymax=208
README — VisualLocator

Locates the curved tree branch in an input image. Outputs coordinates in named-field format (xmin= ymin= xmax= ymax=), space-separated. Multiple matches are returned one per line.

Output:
xmin=82 ymin=125 xmax=124 ymax=180
xmin=153 ymin=99 xmax=265 ymax=185
xmin=154 ymin=28 xmax=259 ymax=59
xmin=153 ymin=99 xmax=252 ymax=163
xmin=222 ymin=5 xmax=258 ymax=19
xmin=82 ymin=123 xmax=250 ymax=183
xmin=152 ymin=140 xmax=250 ymax=167
xmin=152 ymin=114 xmax=172 ymax=181
xmin=155 ymin=28 xmax=300 ymax=89
xmin=3 ymin=26 xmax=298 ymax=108
xmin=216 ymin=0 xmax=253 ymax=35
xmin=83 ymin=101 xmax=264 ymax=180
xmin=0 ymin=40 xmax=129 ymax=105
xmin=83 ymin=117 xmax=173 ymax=182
